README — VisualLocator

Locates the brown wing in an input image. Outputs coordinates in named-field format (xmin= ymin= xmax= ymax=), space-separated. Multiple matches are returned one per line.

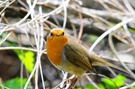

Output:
xmin=63 ymin=40 xmax=96 ymax=73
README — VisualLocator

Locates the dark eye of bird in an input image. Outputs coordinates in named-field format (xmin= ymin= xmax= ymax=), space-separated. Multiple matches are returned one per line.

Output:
xmin=50 ymin=33 xmax=53 ymax=36
xmin=62 ymin=32 xmax=64 ymax=35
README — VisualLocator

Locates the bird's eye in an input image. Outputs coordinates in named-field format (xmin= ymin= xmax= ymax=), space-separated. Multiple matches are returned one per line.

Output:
xmin=62 ymin=32 xmax=64 ymax=35
xmin=50 ymin=33 xmax=53 ymax=36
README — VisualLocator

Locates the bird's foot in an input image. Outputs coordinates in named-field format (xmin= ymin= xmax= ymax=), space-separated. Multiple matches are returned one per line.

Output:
xmin=65 ymin=75 xmax=79 ymax=89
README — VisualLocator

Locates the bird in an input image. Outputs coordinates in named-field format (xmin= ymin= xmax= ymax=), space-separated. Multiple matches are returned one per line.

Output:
xmin=46 ymin=28 xmax=127 ymax=77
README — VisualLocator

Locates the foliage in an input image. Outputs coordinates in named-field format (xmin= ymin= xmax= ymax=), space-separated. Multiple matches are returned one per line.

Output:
xmin=5 ymin=41 xmax=34 ymax=73
xmin=76 ymin=74 xmax=126 ymax=89
xmin=101 ymin=74 xmax=126 ymax=89
xmin=14 ymin=50 xmax=34 ymax=73
xmin=0 ymin=77 xmax=31 ymax=89
xmin=75 ymin=86 xmax=82 ymax=89
xmin=85 ymin=84 xmax=96 ymax=89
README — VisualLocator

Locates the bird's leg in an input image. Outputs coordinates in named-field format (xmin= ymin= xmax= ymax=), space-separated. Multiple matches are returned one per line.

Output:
xmin=70 ymin=77 xmax=80 ymax=89
xmin=58 ymin=75 xmax=76 ymax=88
xmin=66 ymin=76 xmax=81 ymax=89
xmin=67 ymin=75 xmax=76 ymax=83
xmin=64 ymin=75 xmax=78 ymax=88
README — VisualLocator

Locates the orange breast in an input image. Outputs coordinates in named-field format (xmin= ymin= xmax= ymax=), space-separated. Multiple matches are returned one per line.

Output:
xmin=47 ymin=46 xmax=62 ymax=65
xmin=46 ymin=36 xmax=68 ymax=65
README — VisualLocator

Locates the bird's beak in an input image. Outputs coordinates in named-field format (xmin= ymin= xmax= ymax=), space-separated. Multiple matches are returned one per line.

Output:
xmin=56 ymin=34 xmax=60 ymax=36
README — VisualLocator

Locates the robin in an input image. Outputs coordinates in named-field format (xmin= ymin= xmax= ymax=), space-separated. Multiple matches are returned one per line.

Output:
xmin=46 ymin=28 xmax=126 ymax=77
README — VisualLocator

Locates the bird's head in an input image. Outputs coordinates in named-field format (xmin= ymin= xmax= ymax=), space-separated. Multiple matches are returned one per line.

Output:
xmin=47 ymin=28 xmax=68 ymax=46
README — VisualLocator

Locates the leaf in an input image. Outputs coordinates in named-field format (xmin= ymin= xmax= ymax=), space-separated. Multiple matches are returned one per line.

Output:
xmin=130 ymin=85 xmax=135 ymax=89
xmin=3 ymin=40 xmax=34 ymax=72
xmin=14 ymin=50 xmax=34 ymax=72
xmin=112 ymin=74 xmax=126 ymax=87
xmin=75 ymin=86 xmax=82 ymax=89
xmin=102 ymin=78 xmax=117 ymax=89
xmin=3 ymin=77 xmax=30 ymax=89
xmin=129 ymin=28 xmax=135 ymax=34
xmin=85 ymin=84 xmax=96 ymax=89
xmin=98 ymin=84 xmax=105 ymax=89
xmin=102 ymin=74 xmax=126 ymax=89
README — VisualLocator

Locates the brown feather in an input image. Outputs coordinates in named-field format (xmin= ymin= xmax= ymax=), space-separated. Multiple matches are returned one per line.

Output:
xmin=63 ymin=38 xmax=96 ymax=73
xmin=63 ymin=37 xmax=127 ymax=73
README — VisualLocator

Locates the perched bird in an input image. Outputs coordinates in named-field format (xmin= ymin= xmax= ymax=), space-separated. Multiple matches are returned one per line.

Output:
xmin=46 ymin=28 xmax=126 ymax=77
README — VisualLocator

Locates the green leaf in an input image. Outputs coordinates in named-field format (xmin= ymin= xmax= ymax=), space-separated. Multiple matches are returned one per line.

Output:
xmin=102 ymin=74 xmax=126 ymax=89
xmin=112 ymin=74 xmax=126 ymax=87
xmin=85 ymin=84 xmax=96 ymax=89
xmin=130 ymin=85 xmax=135 ymax=89
xmin=14 ymin=50 xmax=34 ymax=72
xmin=129 ymin=28 xmax=135 ymax=34
xmin=98 ymin=84 xmax=105 ymax=89
xmin=75 ymin=86 xmax=82 ymax=89
xmin=88 ymin=35 xmax=98 ymax=43
xmin=3 ymin=77 xmax=30 ymax=89
xmin=3 ymin=39 xmax=34 ymax=73
xmin=102 ymin=78 xmax=116 ymax=89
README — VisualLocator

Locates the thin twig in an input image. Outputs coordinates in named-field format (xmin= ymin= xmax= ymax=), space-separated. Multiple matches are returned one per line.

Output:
xmin=77 ymin=6 xmax=83 ymax=43
xmin=123 ymin=0 xmax=135 ymax=15
xmin=0 ymin=0 xmax=15 ymax=15
xmin=108 ymin=32 xmax=135 ymax=79
xmin=89 ymin=18 xmax=133 ymax=52
xmin=86 ymin=75 xmax=100 ymax=89
xmin=122 ymin=17 xmax=135 ymax=47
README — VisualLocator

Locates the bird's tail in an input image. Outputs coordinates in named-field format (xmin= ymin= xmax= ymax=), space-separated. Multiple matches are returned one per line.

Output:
xmin=89 ymin=53 xmax=128 ymax=73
